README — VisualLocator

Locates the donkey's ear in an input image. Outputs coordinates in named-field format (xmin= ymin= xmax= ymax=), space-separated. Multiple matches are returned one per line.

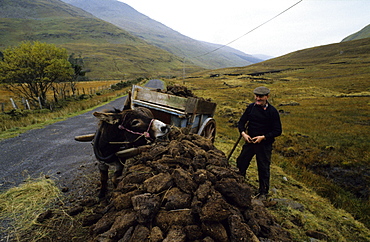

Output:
xmin=123 ymin=91 xmax=132 ymax=110
xmin=93 ymin=112 xmax=121 ymax=124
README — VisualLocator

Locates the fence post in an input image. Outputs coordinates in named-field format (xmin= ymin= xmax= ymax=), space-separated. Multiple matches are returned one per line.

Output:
xmin=25 ymin=100 xmax=31 ymax=110
xmin=38 ymin=97 xmax=43 ymax=109
xmin=10 ymin=98 xmax=18 ymax=109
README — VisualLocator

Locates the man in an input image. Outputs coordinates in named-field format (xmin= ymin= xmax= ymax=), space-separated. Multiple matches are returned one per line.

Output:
xmin=236 ymin=86 xmax=282 ymax=198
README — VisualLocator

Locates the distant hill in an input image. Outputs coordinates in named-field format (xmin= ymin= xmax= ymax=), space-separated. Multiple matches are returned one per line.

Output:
xmin=252 ymin=54 xmax=274 ymax=61
xmin=204 ymin=37 xmax=370 ymax=76
xmin=342 ymin=24 xmax=370 ymax=42
xmin=0 ymin=0 xmax=198 ymax=79
xmin=60 ymin=0 xmax=263 ymax=69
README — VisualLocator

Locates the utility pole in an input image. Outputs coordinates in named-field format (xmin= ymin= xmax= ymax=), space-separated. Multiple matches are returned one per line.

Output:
xmin=182 ymin=57 xmax=186 ymax=84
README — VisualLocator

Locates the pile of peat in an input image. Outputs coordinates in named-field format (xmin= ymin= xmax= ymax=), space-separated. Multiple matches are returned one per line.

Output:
xmin=85 ymin=128 xmax=291 ymax=241
xmin=157 ymin=84 xmax=212 ymax=102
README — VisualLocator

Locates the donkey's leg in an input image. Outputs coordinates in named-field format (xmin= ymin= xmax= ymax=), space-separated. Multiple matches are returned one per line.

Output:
xmin=112 ymin=159 xmax=125 ymax=188
xmin=98 ymin=162 xmax=109 ymax=198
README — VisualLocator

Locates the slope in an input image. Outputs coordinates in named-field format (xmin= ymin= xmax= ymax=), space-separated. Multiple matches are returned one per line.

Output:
xmin=60 ymin=0 xmax=263 ymax=69
xmin=178 ymin=37 xmax=370 ymax=228
xmin=0 ymin=0 xmax=200 ymax=79
xmin=342 ymin=24 xmax=370 ymax=42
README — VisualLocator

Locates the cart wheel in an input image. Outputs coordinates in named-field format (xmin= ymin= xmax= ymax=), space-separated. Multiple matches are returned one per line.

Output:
xmin=197 ymin=118 xmax=216 ymax=142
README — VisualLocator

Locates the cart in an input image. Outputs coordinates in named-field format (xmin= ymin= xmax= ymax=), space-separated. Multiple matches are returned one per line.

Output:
xmin=129 ymin=85 xmax=217 ymax=142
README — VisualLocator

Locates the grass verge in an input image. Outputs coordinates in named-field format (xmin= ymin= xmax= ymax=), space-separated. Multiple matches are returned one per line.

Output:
xmin=0 ymin=177 xmax=61 ymax=241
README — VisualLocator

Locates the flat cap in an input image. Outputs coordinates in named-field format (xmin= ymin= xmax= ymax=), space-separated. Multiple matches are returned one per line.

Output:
xmin=253 ymin=86 xmax=270 ymax=95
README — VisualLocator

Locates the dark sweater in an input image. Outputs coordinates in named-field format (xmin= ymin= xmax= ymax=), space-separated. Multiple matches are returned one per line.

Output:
xmin=237 ymin=102 xmax=282 ymax=143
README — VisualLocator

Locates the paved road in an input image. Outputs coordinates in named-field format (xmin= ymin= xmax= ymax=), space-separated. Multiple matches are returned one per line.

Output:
xmin=0 ymin=80 xmax=164 ymax=191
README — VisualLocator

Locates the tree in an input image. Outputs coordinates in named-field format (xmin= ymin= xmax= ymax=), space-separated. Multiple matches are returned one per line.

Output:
xmin=68 ymin=53 xmax=88 ymax=96
xmin=0 ymin=41 xmax=74 ymax=108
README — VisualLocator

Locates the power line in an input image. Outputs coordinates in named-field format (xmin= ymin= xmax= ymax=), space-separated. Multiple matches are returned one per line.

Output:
xmin=191 ymin=0 xmax=304 ymax=59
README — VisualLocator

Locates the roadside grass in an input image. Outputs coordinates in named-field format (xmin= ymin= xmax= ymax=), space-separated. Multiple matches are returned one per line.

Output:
xmin=0 ymin=96 xmax=110 ymax=140
xmin=0 ymin=177 xmax=61 ymax=241
xmin=0 ymin=80 xmax=140 ymax=140
xmin=0 ymin=80 xmax=120 ymax=112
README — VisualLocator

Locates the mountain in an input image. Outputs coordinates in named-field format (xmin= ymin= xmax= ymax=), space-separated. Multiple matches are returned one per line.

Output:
xmin=252 ymin=54 xmax=274 ymax=61
xmin=60 ymin=0 xmax=263 ymax=69
xmin=342 ymin=24 xmax=370 ymax=42
xmin=0 ymin=0 xmax=198 ymax=79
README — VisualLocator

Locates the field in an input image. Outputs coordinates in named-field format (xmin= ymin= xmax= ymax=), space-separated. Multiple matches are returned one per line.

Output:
xmin=0 ymin=80 xmax=121 ymax=112
xmin=165 ymin=39 xmax=370 ymax=232
xmin=0 ymin=38 xmax=369 ymax=241
xmin=0 ymin=79 xmax=136 ymax=140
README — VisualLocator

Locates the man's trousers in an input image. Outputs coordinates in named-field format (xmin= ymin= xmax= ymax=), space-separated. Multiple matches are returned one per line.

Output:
xmin=236 ymin=142 xmax=273 ymax=195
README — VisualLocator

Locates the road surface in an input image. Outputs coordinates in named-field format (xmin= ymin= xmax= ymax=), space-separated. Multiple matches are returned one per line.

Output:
xmin=0 ymin=80 xmax=164 ymax=191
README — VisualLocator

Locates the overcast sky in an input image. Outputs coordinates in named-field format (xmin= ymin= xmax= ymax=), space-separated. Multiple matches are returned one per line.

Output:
xmin=119 ymin=0 xmax=369 ymax=58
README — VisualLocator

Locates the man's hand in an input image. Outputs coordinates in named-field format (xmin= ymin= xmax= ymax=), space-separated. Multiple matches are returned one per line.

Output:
xmin=241 ymin=132 xmax=254 ymax=143
xmin=251 ymin=135 xmax=265 ymax=143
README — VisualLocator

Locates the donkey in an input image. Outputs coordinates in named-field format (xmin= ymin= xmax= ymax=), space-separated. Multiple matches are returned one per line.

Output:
xmin=92 ymin=102 xmax=170 ymax=197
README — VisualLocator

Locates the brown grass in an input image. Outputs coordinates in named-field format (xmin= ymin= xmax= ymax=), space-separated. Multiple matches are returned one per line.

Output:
xmin=0 ymin=80 xmax=120 ymax=112
xmin=164 ymin=49 xmax=370 ymax=239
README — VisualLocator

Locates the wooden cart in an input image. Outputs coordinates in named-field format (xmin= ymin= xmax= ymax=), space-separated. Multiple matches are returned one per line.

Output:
xmin=129 ymin=85 xmax=217 ymax=142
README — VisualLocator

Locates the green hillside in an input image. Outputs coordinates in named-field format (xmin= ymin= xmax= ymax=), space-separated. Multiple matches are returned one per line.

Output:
xmin=0 ymin=0 xmax=95 ymax=19
xmin=342 ymin=24 xmax=370 ymax=42
xmin=0 ymin=0 xmax=200 ymax=79
xmin=206 ymin=37 xmax=370 ymax=95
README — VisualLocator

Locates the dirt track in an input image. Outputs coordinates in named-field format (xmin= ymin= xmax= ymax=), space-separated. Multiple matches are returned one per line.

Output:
xmin=0 ymin=80 xmax=164 ymax=192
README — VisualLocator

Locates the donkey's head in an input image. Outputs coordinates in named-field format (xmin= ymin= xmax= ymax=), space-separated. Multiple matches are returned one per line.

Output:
xmin=93 ymin=108 xmax=169 ymax=148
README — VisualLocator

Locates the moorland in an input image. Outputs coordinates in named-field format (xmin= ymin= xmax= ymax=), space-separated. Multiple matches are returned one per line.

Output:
xmin=0 ymin=37 xmax=369 ymax=241
xmin=0 ymin=0 xmax=369 ymax=240
xmin=168 ymin=37 xmax=370 ymax=230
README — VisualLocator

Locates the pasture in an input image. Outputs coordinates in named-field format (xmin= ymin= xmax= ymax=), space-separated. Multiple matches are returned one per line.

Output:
xmin=165 ymin=55 xmax=370 ymax=231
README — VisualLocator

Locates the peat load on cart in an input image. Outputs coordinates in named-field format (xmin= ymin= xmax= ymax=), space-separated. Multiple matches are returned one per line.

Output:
xmin=129 ymin=85 xmax=217 ymax=142
xmin=86 ymin=128 xmax=291 ymax=241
